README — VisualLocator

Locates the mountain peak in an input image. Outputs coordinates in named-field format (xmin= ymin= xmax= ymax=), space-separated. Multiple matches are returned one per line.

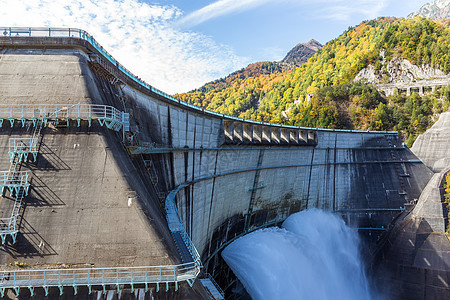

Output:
xmin=281 ymin=40 xmax=323 ymax=68
xmin=305 ymin=39 xmax=322 ymax=51
xmin=407 ymin=0 xmax=450 ymax=20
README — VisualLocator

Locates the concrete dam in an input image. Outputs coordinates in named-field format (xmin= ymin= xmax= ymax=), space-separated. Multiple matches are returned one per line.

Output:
xmin=0 ymin=27 xmax=443 ymax=299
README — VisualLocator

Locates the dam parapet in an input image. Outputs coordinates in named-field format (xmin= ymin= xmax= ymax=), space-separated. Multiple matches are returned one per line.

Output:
xmin=0 ymin=27 xmax=436 ymax=298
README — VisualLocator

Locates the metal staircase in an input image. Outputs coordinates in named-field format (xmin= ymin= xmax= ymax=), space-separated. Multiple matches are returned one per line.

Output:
xmin=0 ymin=103 xmax=202 ymax=297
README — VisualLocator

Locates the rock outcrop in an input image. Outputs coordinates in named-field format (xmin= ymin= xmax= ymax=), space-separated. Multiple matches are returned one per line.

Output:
xmin=355 ymin=54 xmax=448 ymax=85
xmin=407 ymin=0 xmax=450 ymax=20
xmin=354 ymin=53 xmax=450 ymax=96
xmin=281 ymin=39 xmax=322 ymax=68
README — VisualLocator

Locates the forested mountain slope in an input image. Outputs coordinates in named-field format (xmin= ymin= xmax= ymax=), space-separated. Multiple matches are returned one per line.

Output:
xmin=177 ymin=17 xmax=450 ymax=145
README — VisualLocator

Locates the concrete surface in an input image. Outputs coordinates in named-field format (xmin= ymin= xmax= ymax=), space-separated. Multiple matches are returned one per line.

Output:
xmin=0 ymin=48 xmax=179 ymax=285
xmin=412 ymin=112 xmax=450 ymax=173
xmin=0 ymin=37 xmax=439 ymax=299
xmin=372 ymin=113 xmax=450 ymax=300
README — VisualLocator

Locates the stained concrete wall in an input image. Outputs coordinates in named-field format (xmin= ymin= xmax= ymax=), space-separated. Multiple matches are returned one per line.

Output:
xmin=412 ymin=111 xmax=450 ymax=173
xmin=0 ymin=49 xmax=178 ymax=270
xmin=372 ymin=112 xmax=450 ymax=299
xmin=0 ymin=39 xmax=438 ymax=299
xmin=92 ymin=46 xmax=435 ymax=283
xmin=123 ymin=73 xmax=433 ymax=268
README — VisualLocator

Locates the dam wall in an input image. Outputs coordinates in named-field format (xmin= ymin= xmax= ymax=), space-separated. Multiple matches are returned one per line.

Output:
xmin=0 ymin=28 xmax=436 ymax=298
xmin=373 ymin=112 xmax=450 ymax=299
xmin=118 ymin=51 xmax=433 ymax=284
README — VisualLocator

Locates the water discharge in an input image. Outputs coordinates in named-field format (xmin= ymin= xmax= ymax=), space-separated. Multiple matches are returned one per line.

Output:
xmin=222 ymin=209 xmax=380 ymax=300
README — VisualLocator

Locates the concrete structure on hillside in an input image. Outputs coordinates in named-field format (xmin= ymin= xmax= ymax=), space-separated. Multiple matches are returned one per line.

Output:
xmin=373 ymin=112 xmax=450 ymax=299
xmin=0 ymin=27 xmax=440 ymax=299
xmin=377 ymin=79 xmax=449 ymax=97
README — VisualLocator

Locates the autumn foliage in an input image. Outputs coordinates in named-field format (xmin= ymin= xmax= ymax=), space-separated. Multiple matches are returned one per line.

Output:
xmin=176 ymin=17 xmax=450 ymax=143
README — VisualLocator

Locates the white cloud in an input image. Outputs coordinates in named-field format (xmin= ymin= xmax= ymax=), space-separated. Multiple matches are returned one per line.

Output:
xmin=0 ymin=0 xmax=392 ymax=93
xmin=176 ymin=0 xmax=272 ymax=29
xmin=0 ymin=0 xmax=249 ymax=93
xmin=177 ymin=0 xmax=388 ymax=28
xmin=318 ymin=0 xmax=387 ymax=22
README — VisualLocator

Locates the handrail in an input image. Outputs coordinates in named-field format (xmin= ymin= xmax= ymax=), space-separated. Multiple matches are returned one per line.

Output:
xmin=0 ymin=263 xmax=199 ymax=288
xmin=0 ymin=170 xmax=29 ymax=188
xmin=0 ymin=26 xmax=398 ymax=135
xmin=0 ymin=104 xmax=128 ymax=132
xmin=0 ymin=104 xmax=121 ymax=121
xmin=0 ymin=103 xmax=201 ymax=292
xmin=0 ymin=25 xmax=400 ymax=294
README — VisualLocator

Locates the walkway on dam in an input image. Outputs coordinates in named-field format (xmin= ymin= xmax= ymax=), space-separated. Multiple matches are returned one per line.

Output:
xmin=0 ymin=102 xmax=202 ymax=297
xmin=0 ymin=26 xmax=420 ymax=300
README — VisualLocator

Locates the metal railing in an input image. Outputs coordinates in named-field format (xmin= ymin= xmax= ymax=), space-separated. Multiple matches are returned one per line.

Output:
xmin=0 ymin=26 xmax=398 ymax=135
xmin=165 ymin=185 xmax=202 ymax=264
xmin=200 ymin=273 xmax=225 ymax=300
xmin=8 ymin=138 xmax=38 ymax=162
xmin=0 ymin=117 xmax=45 ymax=246
xmin=0 ymin=263 xmax=200 ymax=296
xmin=0 ymin=104 xmax=128 ymax=131
xmin=0 ymin=102 xmax=200 ymax=294
xmin=0 ymin=170 xmax=30 ymax=195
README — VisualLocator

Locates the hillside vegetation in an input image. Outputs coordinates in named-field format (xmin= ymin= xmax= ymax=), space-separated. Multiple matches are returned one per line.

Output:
xmin=177 ymin=17 xmax=450 ymax=145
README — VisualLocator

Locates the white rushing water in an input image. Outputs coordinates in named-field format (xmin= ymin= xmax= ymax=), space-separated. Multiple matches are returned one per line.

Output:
xmin=222 ymin=209 xmax=380 ymax=300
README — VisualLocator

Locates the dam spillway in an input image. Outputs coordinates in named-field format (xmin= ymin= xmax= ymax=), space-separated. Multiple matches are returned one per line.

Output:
xmin=0 ymin=27 xmax=436 ymax=298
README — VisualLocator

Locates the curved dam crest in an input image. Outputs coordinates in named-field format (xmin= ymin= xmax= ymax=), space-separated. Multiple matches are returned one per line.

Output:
xmin=0 ymin=27 xmax=440 ymax=299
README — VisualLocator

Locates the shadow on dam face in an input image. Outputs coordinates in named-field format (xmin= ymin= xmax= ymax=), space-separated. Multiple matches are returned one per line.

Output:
xmin=194 ymin=134 xmax=433 ymax=298
xmin=0 ymin=36 xmax=439 ymax=299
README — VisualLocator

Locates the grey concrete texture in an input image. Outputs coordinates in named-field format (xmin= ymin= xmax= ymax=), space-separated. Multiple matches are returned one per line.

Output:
xmin=374 ymin=215 xmax=450 ymax=299
xmin=0 ymin=49 xmax=178 ymax=270
xmin=0 ymin=39 xmax=442 ymax=299
xmin=412 ymin=170 xmax=448 ymax=232
xmin=124 ymin=63 xmax=434 ymax=259
xmin=412 ymin=111 xmax=450 ymax=173
xmin=374 ymin=116 xmax=450 ymax=299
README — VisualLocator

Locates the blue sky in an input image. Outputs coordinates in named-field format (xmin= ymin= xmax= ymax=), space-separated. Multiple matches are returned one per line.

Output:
xmin=0 ymin=0 xmax=430 ymax=93
xmin=165 ymin=0 xmax=426 ymax=61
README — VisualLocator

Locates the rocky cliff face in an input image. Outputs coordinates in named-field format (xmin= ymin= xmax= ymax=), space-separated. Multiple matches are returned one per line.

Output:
xmin=354 ymin=53 xmax=448 ymax=85
xmin=407 ymin=0 xmax=450 ymax=20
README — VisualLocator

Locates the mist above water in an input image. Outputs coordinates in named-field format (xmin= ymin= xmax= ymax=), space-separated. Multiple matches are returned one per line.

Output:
xmin=222 ymin=209 xmax=380 ymax=300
